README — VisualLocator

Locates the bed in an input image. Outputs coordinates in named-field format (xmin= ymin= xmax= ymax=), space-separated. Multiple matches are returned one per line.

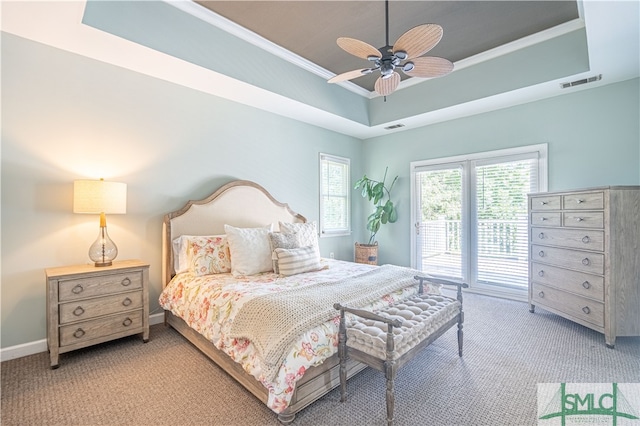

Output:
xmin=160 ymin=180 xmax=441 ymax=423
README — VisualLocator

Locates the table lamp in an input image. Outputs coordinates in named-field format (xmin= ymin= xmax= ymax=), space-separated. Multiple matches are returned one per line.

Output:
xmin=73 ymin=179 xmax=127 ymax=267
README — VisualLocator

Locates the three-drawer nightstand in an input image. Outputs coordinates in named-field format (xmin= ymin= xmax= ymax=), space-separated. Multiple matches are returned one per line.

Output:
xmin=45 ymin=259 xmax=150 ymax=368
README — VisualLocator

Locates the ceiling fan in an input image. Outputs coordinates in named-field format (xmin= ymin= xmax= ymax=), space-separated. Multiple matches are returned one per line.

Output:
xmin=328 ymin=0 xmax=454 ymax=97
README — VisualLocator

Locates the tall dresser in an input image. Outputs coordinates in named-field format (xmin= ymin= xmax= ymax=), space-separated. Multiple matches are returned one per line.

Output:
xmin=528 ymin=186 xmax=640 ymax=348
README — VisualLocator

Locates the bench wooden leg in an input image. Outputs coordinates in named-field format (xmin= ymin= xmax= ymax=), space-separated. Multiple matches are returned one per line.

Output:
xmin=337 ymin=306 xmax=348 ymax=402
xmin=385 ymin=362 xmax=396 ymax=426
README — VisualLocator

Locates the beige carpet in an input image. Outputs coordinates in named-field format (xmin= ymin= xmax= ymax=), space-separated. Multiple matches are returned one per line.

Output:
xmin=2 ymin=292 xmax=639 ymax=426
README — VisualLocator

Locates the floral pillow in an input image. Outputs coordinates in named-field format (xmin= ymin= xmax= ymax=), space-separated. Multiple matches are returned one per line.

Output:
xmin=173 ymin=235 xmax=231 ymax=276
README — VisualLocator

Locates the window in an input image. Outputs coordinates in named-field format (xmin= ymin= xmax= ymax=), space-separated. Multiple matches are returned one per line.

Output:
xmin=319 ymin=153 xmax=350 ymax=237
xmin=411 ymin=144 xmax=547 ymax=298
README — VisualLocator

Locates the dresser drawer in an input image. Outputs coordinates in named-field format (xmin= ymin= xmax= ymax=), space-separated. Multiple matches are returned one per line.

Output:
xmin=562 ymin=212 xmax=604 ymax=229
xmin=532 ymin=283 xmax=604 ymax=327
xmin=59 ymin=310 xmax=143 ymax=347
xmin=531 ymin=245 xmax=604 ymax=275
xmin=530 ymin=195 xmax=561 ymax=211
xmin=531 ymin=227 xmax=604 ymax=251
xmin=531 ymin=263 xmax=604 ymax=301
xmin=58 ymin=271 xmax=143 ymax=302
xmin=563 ymin=192 xmax=604 ymax=210
xmin=531 ymin=212 xmax=561 ymax=227
xmin=59 ymin=291 xmax=143 ymax=324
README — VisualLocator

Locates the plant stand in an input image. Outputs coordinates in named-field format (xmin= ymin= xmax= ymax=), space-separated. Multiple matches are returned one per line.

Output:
xmin=355 ymin=242 xmax=378 ymax=265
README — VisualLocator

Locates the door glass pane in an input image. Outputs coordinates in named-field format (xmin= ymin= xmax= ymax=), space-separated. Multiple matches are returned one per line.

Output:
xmin=474 ymin=158 xmax=537 ymax=288
xmin=416 ymin=166 xmax=463 ymax=279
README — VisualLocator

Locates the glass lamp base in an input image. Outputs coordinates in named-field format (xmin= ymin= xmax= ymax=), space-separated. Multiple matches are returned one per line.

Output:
xmin=89 ymin=226 xmax=118 ymax=267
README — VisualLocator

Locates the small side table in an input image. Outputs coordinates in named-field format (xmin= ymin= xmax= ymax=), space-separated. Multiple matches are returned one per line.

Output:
xmin=45 ymin=259 xmax=150 ymax=368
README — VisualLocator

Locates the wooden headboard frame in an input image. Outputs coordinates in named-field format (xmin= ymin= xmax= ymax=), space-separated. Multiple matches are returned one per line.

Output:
xmin=162 ymin=180 xmax=306 ymax=288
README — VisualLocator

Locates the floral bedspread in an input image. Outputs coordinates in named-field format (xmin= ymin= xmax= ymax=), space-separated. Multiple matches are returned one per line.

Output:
xmin=158 ymin=259 xmax=439 ymax=413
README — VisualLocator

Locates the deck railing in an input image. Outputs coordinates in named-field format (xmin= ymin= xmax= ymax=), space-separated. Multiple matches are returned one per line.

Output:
xmin=419 ymin=219 xmax=529 ymax=288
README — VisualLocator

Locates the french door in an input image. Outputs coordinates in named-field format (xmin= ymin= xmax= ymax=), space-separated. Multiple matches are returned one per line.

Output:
xmin=410 ymin=145 xmax=547 ymax=297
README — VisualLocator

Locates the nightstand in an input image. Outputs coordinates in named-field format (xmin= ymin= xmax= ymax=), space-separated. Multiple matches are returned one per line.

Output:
xmin=45 ymin=259 xmax=150 ymax=368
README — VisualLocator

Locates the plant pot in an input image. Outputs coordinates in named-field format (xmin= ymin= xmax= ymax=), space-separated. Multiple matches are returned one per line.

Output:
xmin=355 ymin=242 xmax=378 ymax=265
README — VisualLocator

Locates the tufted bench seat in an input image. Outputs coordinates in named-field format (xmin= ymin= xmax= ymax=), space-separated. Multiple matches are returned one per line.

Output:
xmin=334 ymin=276 xmax=468 ymax=426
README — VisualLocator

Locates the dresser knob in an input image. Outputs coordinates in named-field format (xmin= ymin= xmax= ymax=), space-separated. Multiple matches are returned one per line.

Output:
xmin=71 ymin=284 xmax=84 ymax=294
xmin=575 ymin=217 xmax=584 ymax=222
xmin=538 ymin=270 xmax=545 ymax=277
xmin=538 ymin=291 xmax=545 ymax=298
xmin=582 ymin=236 xmax=590 ymax=244
xmin=121 ymin=277 xmax=132 ymax=287
xmin=576 ymin=199 xmax=584 ymax=204
xmin=582 ymin=306 xmax=591 ymax=314
xmin=538 ymin=251 xmax=545 ymax=257
xmin=122 ymin=317 xmax=133 ymax=327
xmin=540 ymin=217 xmax=547 ymax=221
xmin=122 ymin=297 xmax=132 ymax=307
xmin=582 ymin=281 xmax=591 ymax=289
xmin=582 ymin=258 xmax=591 ymax=266
xmin=73 ymin=328 xmax=85 ymax=339
xmin=540 ymin=201 xmax=548 ymax=205
xmin=73 ymin=306 xmax=85 ymax=317
xmin=538 ymin=232 xmax=545 ymax=239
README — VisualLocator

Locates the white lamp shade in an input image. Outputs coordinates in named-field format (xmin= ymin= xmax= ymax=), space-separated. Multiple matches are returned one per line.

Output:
xmin=73 ymin=180 xmax=127 ymax=214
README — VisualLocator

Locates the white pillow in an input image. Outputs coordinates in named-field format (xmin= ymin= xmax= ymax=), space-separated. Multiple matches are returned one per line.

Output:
xmin=273 ymin=245 xmax=324 ymax=276
xmin=224 ymin=224 xmax=274 ymax=276
xmin=279 ymin=221 xmax=320 ymax=259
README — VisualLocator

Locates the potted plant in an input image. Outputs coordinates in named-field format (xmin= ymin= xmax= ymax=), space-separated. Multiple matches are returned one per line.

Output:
xmin=353 ymin=167 xmax=398 ymax=264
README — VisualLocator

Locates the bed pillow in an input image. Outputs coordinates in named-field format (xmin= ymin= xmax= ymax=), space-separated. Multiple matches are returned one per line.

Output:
xmin=268 ymin=232 xmax=300 ymax=274
xmin=172 ymin=235 xmax=231 ymax=276
xmin=224 ymin=224 xmax=274 ymax=276
xmin=279 ymin=221 xmax=320 ymax=260
xmin=273 ymin=245 xmax=325 ymax=276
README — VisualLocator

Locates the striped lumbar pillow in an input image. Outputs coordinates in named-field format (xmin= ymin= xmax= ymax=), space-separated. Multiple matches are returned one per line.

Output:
xmin=273 ymin=245 xmax=323 ymax=276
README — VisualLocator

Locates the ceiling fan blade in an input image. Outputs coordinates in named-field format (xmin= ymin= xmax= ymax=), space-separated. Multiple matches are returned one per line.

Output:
xmin=337 ymin=37 xmax=382 ymax=60
xmin=374 ymin=72 xmax=401 ymax=96
xmin=402 ymin=57 xmax=454 ymax=78
xmin=393 ymin=24 xmax=443 ymax=60
xmin=328 ymin=68 xmax=372 ymax=83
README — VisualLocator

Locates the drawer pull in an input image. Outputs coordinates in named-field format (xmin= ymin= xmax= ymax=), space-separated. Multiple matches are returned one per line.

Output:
xmin=538 ymin=250 xmax=545 ymax=257
xmin=122 ymin=297 xmax=132 ymax=307
xmin=538 ymin=270 xmax=544 ymax=277
xmin=582 ymin=236 xmax=590 ymax=244
xmin=540 ymin=217 xmax=547 ymax=221
xmin=576 ymin=199 xmax=584 ymax=204
xmin=582 ymin=306 xmax=591 ymax=315
xmin=122 ymin=317 xmax=133 ymax=327
xmin=72 ymin=284 xmax=84 ymax=294
xmin=538 ymin=291 xmax=545 ymax=298
xmin=540 ymin=201 xmax=548 ymax=205
xmin=582 ymin=258 xmax=591 ymax=266
xmin=538 ymin=232 xmax=545 ymax=239
xmin=121 ymin=277 xmax=132 ymax=287
xmin=575 ymin=217 xmax=584 ymax=222
xmin=73 ymin=306 xmax=85 ymax=317
xmin=582 ymin=281 xmax=591 ymax=289
xmin=73 ymin=328 xmax=85 ymax=339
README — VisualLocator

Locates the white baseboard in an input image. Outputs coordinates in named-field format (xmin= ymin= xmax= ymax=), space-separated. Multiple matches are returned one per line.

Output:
xmin=0 ymin=312 xmax=166 ymax=362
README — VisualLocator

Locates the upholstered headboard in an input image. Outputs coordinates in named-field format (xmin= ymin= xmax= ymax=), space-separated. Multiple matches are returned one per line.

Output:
xmin=162 ymin=180 xmax=306 ymax=287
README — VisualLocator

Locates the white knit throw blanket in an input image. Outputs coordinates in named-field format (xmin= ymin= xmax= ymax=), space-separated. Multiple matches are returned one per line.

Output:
xmin=227 ymin=264 xmax=422 ymax=382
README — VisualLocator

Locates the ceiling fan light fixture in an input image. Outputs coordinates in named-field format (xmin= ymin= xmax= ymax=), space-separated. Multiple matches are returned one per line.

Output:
xmin=395 ymin=51 xmax=408 ymax=60
xmin=402 ymin=62 xmax=415 ymax=72
xmin=367 ymin=55 xmax=380 ymax=62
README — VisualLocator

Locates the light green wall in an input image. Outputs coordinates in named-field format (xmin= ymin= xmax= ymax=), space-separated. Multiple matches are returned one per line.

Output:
xmin=0 ymin=33 xmax=363 ymax=348
xmin=361 ymin=78 xmax=640 ymax=267
xmin=2 ymin=30 xmax=638 ymax=350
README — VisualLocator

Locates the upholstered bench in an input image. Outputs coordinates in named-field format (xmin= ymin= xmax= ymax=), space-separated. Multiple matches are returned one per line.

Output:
xmin=334 ymin=276 xmax=468 ymax=426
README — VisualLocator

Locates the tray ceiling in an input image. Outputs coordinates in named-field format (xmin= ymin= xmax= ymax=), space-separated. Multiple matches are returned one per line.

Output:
xmin=195 ymin=1 xmax=580 ymax=93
